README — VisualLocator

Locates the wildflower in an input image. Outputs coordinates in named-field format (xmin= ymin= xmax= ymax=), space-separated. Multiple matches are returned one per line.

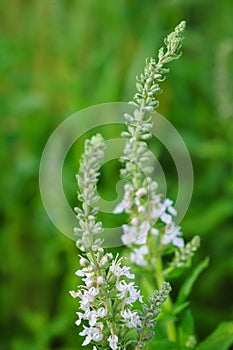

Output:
xmin=130 ymin=245 xmax=149 ymax=266
xmin=162 ymin=223 xmax=184 ymax=248
xmin=109 ymin=260 xmax=135 ymax=279
xmin=70 ymin=134 xmax=145 ymax=347
xmin=122 ymin=222 xmax=150 ymax=245
xmin=121 ymin=309 xmax=142 ymax=328
xmin=79 ymin=323 xmax=103 ymax=346
xmin=113 ymin=198 xmax=128 ymax=214
xmin=116 ymin=280 xmax=142 ymax=304
xmin=108 ymin=334 xmax=118 ymax=350
xmin=136 ymin=187 xmax=147 ymax=197
xmin=69 ymin=290 xmax=80 ymax=298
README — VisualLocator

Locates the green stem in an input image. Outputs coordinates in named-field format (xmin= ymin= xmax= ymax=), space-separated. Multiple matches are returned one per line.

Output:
xmin=135 ymin=316 xmax=148 ymax=350
xmin=152 ymin=245 xmax=177 ymax=342
xmin=132 ymin=108 xmax=145 ymax=190
xmin=89 ymin=249 xmax=117 ymax=334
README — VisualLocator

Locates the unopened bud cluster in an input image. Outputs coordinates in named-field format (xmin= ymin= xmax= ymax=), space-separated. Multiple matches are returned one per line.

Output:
xmin=136 ymin=282 xmax=172 ymax=349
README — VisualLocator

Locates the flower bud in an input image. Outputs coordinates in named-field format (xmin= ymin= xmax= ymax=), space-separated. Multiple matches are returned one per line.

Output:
xmin=97 ymin=276 xmax=104 ymax=285
xmin=80 ymin=257 xmax=88 ymax=267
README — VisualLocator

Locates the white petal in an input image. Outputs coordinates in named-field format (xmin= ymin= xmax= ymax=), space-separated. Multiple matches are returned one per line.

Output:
xmin=113 ymin=199 xmax=127 ymax=214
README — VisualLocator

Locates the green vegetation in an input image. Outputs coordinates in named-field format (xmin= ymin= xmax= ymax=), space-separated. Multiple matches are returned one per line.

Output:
xmin=0 ymin=1 xmax=232 ymax=349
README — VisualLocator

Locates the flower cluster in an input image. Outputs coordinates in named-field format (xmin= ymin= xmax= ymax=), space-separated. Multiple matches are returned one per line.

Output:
xmin=69 ymin=21 xmax=206 ymax=349
xmin=70 ymin=134 xmax=170 ymax=349
xmin=113 ymin=21 xmax=194 ymax=269
xmin=114 ymin=177 xmax=184 ymax=262
xmin=70 ymin=250 xmax=143 ymax=349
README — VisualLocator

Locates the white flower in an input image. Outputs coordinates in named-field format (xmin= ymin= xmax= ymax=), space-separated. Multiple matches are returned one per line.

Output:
xmin=78 ymin=287 xmax=99 ymax=311
xmin=149 ymin=196 xmax=177 ymax=224
xmin=116 ymin=281 xmax=142 ymax=304
xmin=75 ymin=269 xmax=85 ymax=277
xmin=138 ymin=205 xmax=145 ymax=213
xmin=131 ymin=217 xmax=139 ymax=226
xmin=130 ymin=245 xmax=149 ymax=266
xmin=80 ymin=257 xmax=88 ymax=266
xmin=86 ymin=310 xmax=99 ymax=327
xmin=162 ymin=223 xmax=184 ymax=248
xmin=164 ymin=198 xmax=177 ymax=216
xmin=89 ymin=287 xmax=99 ymax=297
xmin=100 ymin=253 xmax=113 ymax=267
xmin=121 ymin=309 xmax=142 ymax=328
xmin=75 ymin=311 xmax=84 ymax=326
xmin=159 ymin=199 xmax=177 ymax=224
xmin=122 ymin=224 xmax=136 ymax=245
xmin=160 ymin=212 xmax=172 ymax=224
xmin=113 ymin=184 xmax=134 ymax=214
xmin=109 ymin=261 xmax=135 ymax=279
xmin=150 ymin=203 xmax=163 ymax=220
xmin=135 ymin=222 xmax=150 ymax=244
xmin=100 ymin=255 xmax=108 ymax=266
xmin=122 ymin=221 xmax=150 ymax=245
xmin=116 ymin=281 xmax=133 ymax=298
xmin=69 ymin=290 xmax=80 ymax=298
xmin=136 ymin=187 xmax=147 ymax=197
xmin=97 ymin=276 xmax=104 ymax=284
xmin=108 ymin=334 xmax=118 ymax=350
xmin=76 ymin=307 xmax=107 ymax=327
xmin=84 ymin=275 xmax=94 ymax=288
xmin=113 ymin=199 xmax=128 ymax=214
xmin=151 ymin=228 xmax=159 ymax=236
xmin=79 ymin=323 xmax=103 ymax=345
xmin=75 ymin=270 xmax=95 ymax=288
xmin=121 ymin=266 xmax=135 ymax=279
xmin=149 ymin=180 xmax=158 ymax=190
xmin=173 ymin=236 xmax=184 ymax=248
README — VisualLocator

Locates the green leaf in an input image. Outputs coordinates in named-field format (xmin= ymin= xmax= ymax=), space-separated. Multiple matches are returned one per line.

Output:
xmin=196 ymin=322 xmax=233 ymax=350
xmin=181 ymin=309 xmax=195 ymax=335
xmin=149 ymin=339 xmax=180 ymax=349
xmin=178 ymin=309 xmax=197 ymax=349
xmin=177 ymin=257 xmax=209 ymax=304
xmin=173 ymin=301 xmax=190 ymax=315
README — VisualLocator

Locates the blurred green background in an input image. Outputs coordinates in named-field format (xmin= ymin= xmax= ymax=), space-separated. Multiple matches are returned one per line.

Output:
xmin=1 ymin=0 xmax=233 ymax=349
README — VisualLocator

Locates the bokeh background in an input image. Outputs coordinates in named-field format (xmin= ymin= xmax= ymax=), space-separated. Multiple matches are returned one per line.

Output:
xmin=1 ymin=0 xmax=233 ymax=349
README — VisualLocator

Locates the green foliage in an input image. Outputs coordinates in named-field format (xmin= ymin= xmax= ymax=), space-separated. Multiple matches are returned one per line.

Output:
xmin=176 ymin=257 xmax=209 ymax=304
xmin=0 ymin=0 xmax=232 ymax=349
xmin=196 ymin=322 xmax=233 ymax=350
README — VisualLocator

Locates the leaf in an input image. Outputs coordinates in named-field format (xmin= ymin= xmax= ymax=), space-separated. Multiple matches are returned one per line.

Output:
xmin=149 ymin=339 xmax=180 ymax=349
xmin=196 ymin=322 xmax=233 ymax=350
xmin=178 ymin=309 xmax=197 ymax=349
xmin=181 ymin=309 xmax=195 ymax=335
xmin=173 ymin=301 xmax=190 ymax=315
xmin=177 ymin=257 xmax=209 ymax=304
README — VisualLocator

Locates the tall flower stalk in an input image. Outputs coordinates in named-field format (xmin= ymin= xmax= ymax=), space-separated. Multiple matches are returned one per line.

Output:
xmin=114 ymin=20 xmax=201 ymax=345
xmin=69 ymin=21 xmax=216 ymax=350
xmin=70 ymin=134 xmax=170 ymax=349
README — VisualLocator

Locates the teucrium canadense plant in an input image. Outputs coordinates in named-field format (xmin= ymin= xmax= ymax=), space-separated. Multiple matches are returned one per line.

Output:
xmin=70 ymin=21 xmax=233 ymax=350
